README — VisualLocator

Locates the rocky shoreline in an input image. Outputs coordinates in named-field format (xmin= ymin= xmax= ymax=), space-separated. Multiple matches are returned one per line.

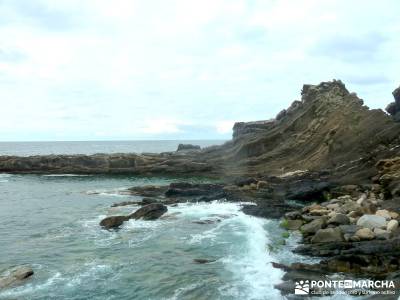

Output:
xmin=2 ymin=80 xmax=400 ymax=297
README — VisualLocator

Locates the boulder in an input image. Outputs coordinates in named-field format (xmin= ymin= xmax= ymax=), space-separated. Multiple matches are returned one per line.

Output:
xmin=0 ymin=266 xmax=34 ymax=289
xmin=129 ymin=203 xmax=168 ymax=220
xmin=355 ymin=228 xmax=375 ymax=240
xmin=374 ymin=228 xmax=391 ymax=240
xmin=356 ymin=214 xmax=386 ymax=229
xmin=387 ymin=219 xmax=399 ymax=232
xmin=301 ymin=218 xmax=326 ymax=235
xmin=375 ymin=209 xmax=391 ymax=220
xmin=286 ymin=219 xmax=303 ymax=230
xmin=311 ymin=227 xmax=344 ymax=243
xmin=327 ymin=213 xmax=350 ymax=225
xmin=100 ymin=215 xmax=129 ymax=229
xmin=338 ymin=201 xmax=361 ymax=214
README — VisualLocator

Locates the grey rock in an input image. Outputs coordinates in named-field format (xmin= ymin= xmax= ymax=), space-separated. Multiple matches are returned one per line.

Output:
xmin=311 ymin=227 xmax=344 ymax=243
xmin=357 ymin=214 xmax=386 ymax=229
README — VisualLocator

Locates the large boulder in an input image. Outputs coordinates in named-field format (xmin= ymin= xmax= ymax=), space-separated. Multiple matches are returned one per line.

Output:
xmin=355 ymin=228 xmax=375 ymax=240
xmin=0 ymin=266 xmax=34 ymax=289
xmin=357 ymin=215 xmax=386 ymax=229
xmin=100 ymin=215 xmax=129 ymax=229
xmin=311 ymin=227 xmax=344 ymax=243
xmin=129 ymin=203 xmax=168 ymax=220
xmin=327 ymin=213 xmax=350 ymax=225
xmin=301 ymin=218 xmax=326 ymax=235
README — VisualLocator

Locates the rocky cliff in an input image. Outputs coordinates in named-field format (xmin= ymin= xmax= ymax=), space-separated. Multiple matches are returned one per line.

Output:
xmin=1 ymin=80 xmax=400 ymax=184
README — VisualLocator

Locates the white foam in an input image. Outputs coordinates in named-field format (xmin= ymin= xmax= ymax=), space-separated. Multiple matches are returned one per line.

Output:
xmin=220 ymin=213 xmax=284 ymax=299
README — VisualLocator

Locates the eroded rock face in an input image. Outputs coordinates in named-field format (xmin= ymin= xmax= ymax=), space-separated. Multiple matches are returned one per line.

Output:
xmin=386 ymin=86 xmax=400 ymax=121
xmin=1 ymin=80 xmax=400 ymax=184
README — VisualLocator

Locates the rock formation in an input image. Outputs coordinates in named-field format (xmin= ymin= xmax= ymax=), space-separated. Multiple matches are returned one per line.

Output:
xmin=386 ymin=85 xmax=400 ymax=121
xmin=1 ymin=80 xmax=400 ymax=185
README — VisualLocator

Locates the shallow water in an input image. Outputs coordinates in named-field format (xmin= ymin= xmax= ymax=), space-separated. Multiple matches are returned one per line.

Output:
xmin=0 ymin=173 xmax=360 ymax=299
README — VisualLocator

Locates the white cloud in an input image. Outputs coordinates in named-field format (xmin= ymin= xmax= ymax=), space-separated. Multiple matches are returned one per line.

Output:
xmin=0 ymin=0 xmax=399 ymax=141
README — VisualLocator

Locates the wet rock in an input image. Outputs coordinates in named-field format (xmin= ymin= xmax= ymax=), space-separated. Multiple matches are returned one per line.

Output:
xmin=129 ymin=203 xmax=168 ymax=220
xmin=138 ymin=197 xmax=159 ymax=205
xmin=111 ymin=201 xmax=137 ymax=207
xmin=100 ymin=215 xmax=129 ymax=229
xmin=177 ymin=144 xmax=201 ymax=151
xmin=193 ymin=219 xmax=221 ymax=225
xmin=165 ymin=183 xmax=225 ymax=198
xmin=311 ymin=227 xmax=344 ymax=243
xmin=284 ymin=210 xmax=302 ymax=220
xmin=128 ymin=185 xmax=169 ymax=197
xmin=387 ymin=219 xmax=399 ymax=232
xmin=327 ymin=213 xmax=350 ymax=225
xmin=193 ymin=258 xmax=216 ymax=264
xmin=355 ymin=228 xmax=375 ymax=240
xmin=0 ymin=266 xmax=34 ymax=289
xmin=357 ymin=214 xmax=386 ymax=229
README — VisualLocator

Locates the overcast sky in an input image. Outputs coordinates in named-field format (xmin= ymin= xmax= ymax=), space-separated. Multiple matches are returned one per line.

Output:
xmin=0 ymin=0 xmax=399 ymax=141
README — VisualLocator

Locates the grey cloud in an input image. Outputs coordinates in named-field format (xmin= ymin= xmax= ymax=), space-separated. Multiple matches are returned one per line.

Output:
xmin=310 ymin=32 xmax=387 ymax=62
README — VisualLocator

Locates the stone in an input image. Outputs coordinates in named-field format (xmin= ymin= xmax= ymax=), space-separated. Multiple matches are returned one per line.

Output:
xmin=99 ymin=215 xmax=129 ymax=229
xmin=129 ymin=203 xmax=168 ymax=220
xmin=375 ymin=209 xmax=391 ymax=220
xmin=387 ymin=220 xmax=399 ymax=232
xmin=301 ymin=218 xmax=326 ymax=235
xmin=355 ymin=228 xmax=375 ymax=240
xmin=339 ymin=225 xmax=359 ymax=235
xmin=347 ymin=210 xmax=362 ymax=218
xmin=111 ymin=201 xmax=137 ymax=207
xmin=356 ymin=214 xmax=387 ymax=229
xmin=373 ymin=228 xmax=391 ymax=240
xmin=286 ymin=219 xmax=303 ymax=230
xmin=337 ymin=201 xmax=361 ymax=214
xmin=311 ymin=227 xmax=344 ymax=243
xmin=327 ymin=213 xmax=350 ymax=225
xmin=390 ymin=211 xmax=399 ymax=219
xmin=357 ymin=193 xmax=367 ymax=205
xmin=193 ymin=258 xmax=216 ymax=264
xmin=309 ymin=209 xmax=330 ymax=216
xmin=0 ymin=266 xmax=34 ymax=289
xmin=326 ymin=203 xmax=340 ymax=210
xmin=284 ymin=210 xmax=302 ymax=220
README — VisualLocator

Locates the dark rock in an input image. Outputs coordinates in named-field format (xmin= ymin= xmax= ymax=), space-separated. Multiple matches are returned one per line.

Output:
xmin=0 ymin=266 xmax=34 ymax=289
xmin=232 ymin=177 xmax=258 ymax=187
xmin=138 ymin=197 xmax=159 ymax=205
xmin=193 ymin=258 xmax=216 ymax=264
xmin=129 ymin=203 xmax=168 ymax=220
xmin=165 ymin=183 xmax=225 ymax=198
xmin=177 ymin=144 xmax=201 ymax=151
xmin=193 ymin=219 xmax=221 ymax=225
xmin=111 ymin=201 xmax=137 ymax=207
xmin=301 ymin=218 xmax=326 ymax=235
xmin=100 ymin=215 xmax=129 ymax=229
xmin=128 ymin=185 xmax=169 ymax=197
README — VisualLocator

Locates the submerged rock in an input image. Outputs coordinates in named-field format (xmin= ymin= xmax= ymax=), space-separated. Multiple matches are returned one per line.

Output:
xmin=193 ymin=258 xmax=216 ymax=264
xmin=0 ymin=266 xmax=34 ymax=289
xmin=100 ymin=203 xmax=168 ymax=229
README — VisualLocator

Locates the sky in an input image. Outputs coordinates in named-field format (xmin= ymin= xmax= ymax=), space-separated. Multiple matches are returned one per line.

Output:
xmin=0 ymin=0 xmax=399 ymax=141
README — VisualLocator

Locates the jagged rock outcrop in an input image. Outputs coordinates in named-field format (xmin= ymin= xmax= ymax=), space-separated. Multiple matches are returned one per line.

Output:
xmin=386 ymin=86 xmax=400 ymax=121
xmin=1 ymin=80 xmax=400 ymax=184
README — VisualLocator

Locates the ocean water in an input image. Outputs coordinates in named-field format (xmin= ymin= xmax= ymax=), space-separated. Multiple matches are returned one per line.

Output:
xmin=0 ymin=140 xmax=226 ymax=156
xmin=0 ymin=142 xmax=362 ymax=299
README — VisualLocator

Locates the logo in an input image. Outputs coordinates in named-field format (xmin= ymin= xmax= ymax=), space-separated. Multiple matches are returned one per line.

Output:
xmin=295 ymin=280 xmax=310 ymax=295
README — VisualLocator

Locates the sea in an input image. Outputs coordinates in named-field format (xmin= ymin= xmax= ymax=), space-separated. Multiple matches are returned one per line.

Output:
xmin=0 ymin=141 xmax=358 ymax=299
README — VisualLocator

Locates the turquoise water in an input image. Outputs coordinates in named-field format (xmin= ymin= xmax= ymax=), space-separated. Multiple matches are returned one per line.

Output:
xmin=0 ymin=173 xmax=312 ymax=300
